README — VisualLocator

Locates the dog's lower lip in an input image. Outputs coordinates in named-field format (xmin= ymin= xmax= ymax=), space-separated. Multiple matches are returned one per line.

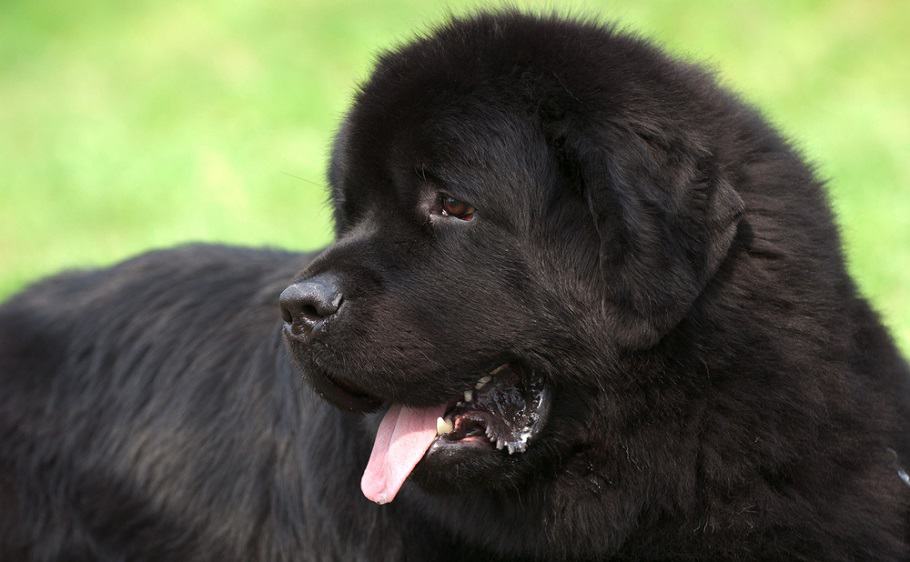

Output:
xmin=304 ymin=362 xmax=382 ymax=413
xmin=323 ymin=372 xmax=375 ymax=401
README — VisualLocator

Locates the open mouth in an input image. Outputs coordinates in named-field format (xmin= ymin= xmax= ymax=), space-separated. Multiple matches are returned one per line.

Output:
xmin=360 ymin=362 xmax=551 ymax=505
xmin=431 ymin=363 xmax=551 ymax=455
xmin=290 ymin=333 xmax=553 ymax=504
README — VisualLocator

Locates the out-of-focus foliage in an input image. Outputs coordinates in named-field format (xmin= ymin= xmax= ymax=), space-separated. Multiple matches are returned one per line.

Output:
xmin=0 ymin=0 xmax=907 ymax=350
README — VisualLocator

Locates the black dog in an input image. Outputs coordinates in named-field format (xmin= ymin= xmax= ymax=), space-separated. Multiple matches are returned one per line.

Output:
xmin=1 ymin=12 xmax=908 ymax=561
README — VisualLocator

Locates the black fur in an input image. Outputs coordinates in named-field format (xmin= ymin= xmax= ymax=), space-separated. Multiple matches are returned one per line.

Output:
xmin=2 ymin=12 xmax=908 ymax=561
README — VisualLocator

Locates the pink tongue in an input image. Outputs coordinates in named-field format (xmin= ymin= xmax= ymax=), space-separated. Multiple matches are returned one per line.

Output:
xmin=360 ymin=403 xmax=446 ymax=504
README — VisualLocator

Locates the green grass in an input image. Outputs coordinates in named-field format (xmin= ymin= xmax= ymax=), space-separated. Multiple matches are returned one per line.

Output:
xmin=0 ymin=0 xmax=908 ymax=352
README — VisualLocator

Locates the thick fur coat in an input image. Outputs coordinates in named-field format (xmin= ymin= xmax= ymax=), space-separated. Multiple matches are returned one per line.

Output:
xmin=1 ymin=12 xmax=908 ymax=562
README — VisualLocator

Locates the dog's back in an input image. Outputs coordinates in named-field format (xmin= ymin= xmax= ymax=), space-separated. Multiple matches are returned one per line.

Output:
xmin=0 ymin=245 xmax=390 ymax=561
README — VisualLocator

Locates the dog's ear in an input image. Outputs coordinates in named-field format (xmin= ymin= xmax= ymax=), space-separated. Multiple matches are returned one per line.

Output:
xmin=568 ymin=125 xmax=744 ymax=349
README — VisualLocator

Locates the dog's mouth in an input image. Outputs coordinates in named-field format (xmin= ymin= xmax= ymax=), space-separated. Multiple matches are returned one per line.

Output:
xmin=289 ymin=338 xmax=553 ymax=503
xmin=356 ymin=362 xmax=551 ymax=505
xmin=431 ymin=363 xmax=551 ymax=454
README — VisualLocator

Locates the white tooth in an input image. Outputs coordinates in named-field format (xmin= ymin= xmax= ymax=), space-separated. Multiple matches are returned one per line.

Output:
xmin=496 ymin=439 xmax=505 ymax=450
xmin=490 ymin=365 xmax=508 ymax=376
xmin=464 ymin=390 xmax=473 ymax=402
xmin=436 ymin=416 xmax=453 ymax=436
xmin=475 ymin=376 xmax=492 ymax=389
xmin=507 ymin=443 xmax=515 ymax=455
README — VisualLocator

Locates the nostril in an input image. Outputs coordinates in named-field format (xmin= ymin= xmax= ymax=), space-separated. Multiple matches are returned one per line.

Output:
xmin=301 ymin=304 xmax=321 ymax=322
xmin=278 ymin=274 xmax=344 ymax=333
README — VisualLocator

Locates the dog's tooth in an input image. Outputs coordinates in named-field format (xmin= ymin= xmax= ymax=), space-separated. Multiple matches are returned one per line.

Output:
xmin=464 ymin=390 xmax=473 ymax=402
xmin=436 ymin=417 xmax=453 ymax=436
xmin=507 ymin=443 xmax=515 ymax=455
xmin=475 ymin=376 xmax=491 ymax=389
xmin=496 ymin=439 xmax=505 ymax=450
xmin=490 ymin=364 xmax=508 ymax=376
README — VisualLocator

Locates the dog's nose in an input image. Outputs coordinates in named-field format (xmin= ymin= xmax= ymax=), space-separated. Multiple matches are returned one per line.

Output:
xmin=279 ymin=274 xmax=344 ymax=334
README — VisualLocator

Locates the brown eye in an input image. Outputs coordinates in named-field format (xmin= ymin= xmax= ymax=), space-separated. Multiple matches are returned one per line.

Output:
xmin=440 ymin=195 xmax=475 ymax=221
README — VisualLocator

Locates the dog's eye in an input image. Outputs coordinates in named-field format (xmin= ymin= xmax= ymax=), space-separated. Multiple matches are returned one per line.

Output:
xmin=439 ymin=195 xmax=475 ymax=221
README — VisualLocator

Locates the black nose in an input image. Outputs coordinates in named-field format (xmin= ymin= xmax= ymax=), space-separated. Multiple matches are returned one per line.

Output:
xmin=279 ymin=274 xmax=344 ymax=335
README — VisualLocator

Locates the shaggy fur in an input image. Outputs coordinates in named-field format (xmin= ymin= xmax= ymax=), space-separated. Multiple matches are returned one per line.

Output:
xmin=1 ymin=12 xmax=908 ymax=561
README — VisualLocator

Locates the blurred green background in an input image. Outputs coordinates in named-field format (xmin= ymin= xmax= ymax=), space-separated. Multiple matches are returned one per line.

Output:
xmin=0 ymin=0 xmax=907 ymax=351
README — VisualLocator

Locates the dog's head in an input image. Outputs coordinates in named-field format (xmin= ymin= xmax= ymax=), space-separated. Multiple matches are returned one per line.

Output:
xmin=280 ymin=11 xmax=744 ymax=514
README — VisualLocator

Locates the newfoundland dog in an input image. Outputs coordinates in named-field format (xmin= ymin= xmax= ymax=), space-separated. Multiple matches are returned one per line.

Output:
xmin=1 ymin=11 xmax=908 ymax=562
